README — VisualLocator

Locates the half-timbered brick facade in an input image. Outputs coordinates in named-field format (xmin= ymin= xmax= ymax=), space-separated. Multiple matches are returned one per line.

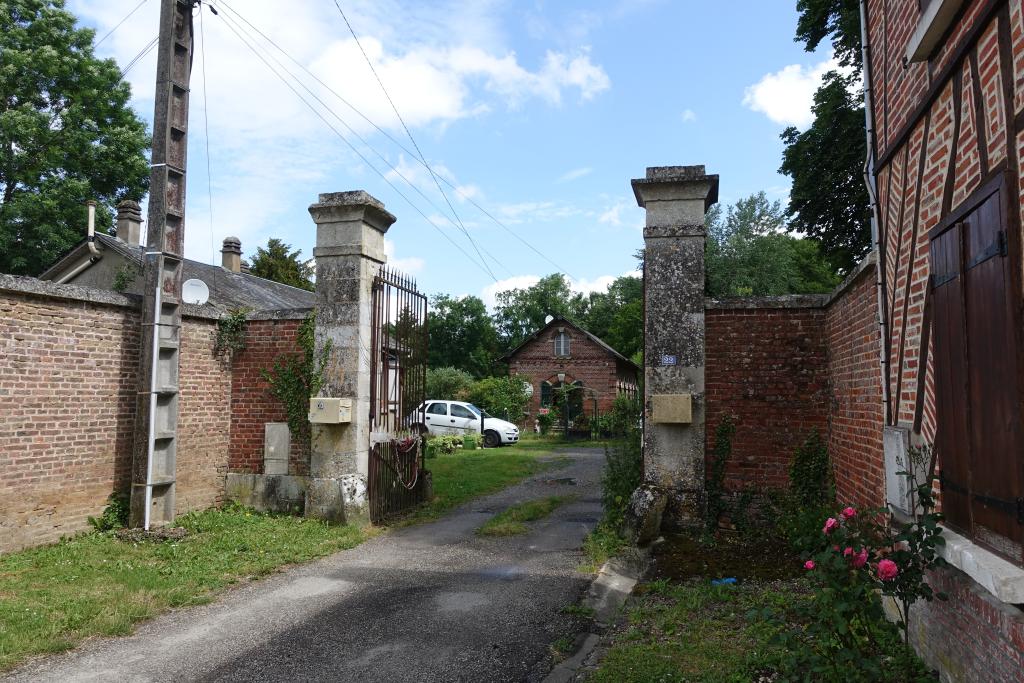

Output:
xmin=864 ymin=0 xmax=1024 ymax=678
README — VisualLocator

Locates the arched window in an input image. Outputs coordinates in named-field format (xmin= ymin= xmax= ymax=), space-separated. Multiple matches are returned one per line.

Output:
xmin=553 ymin=330 xmax=570 ymax=357
xmin=540 ymin=381 xmax=552 ymax=407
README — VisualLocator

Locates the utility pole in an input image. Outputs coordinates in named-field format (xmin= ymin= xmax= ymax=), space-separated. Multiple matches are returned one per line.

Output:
xmin=130 ymin=0 xmax=197 ymax=528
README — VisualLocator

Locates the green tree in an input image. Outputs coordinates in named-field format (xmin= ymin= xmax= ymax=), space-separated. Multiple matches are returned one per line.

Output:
xmin=248 ymin=238 xmax=314 ymax=291
xmin=465 ymin=375 xmax=530 ymax=422
xmin=705 ymin=192 xmax=840 ymax=297
xmin=580 ymin=275 xmax=643 ymax=359
xmin=0 ymin=0 xmax=149 ymax=276
xmin=425 ymin=366 xmax=474 ymax=400
xmin=428 ymin=294 xmax=500 ymax=377
xmin=782 ymin=0 xmax=869 ymax=274
xmin=493 ymin=273 xmax=586 ymax=349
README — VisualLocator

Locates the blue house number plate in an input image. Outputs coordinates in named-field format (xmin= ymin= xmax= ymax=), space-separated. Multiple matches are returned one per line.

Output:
xmin=660 ymin=354 xmax=678 ymax=366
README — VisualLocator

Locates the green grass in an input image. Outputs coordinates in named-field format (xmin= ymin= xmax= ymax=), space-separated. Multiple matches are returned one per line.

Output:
xmin=404 ymin=435 xmax=570 ymax=523
xmin=0 ymin=506 xmax=366 ymax=672
xmin=477 ymin=495 xmax=576 ymax=536
xmin=586 ymin=578 xmax=802 ymax=683
xmin=580 ymin=522 xmax=628 ymax=573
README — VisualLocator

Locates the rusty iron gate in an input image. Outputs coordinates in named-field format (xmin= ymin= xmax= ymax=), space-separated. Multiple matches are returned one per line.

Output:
xmin=368 ymin=265 xmax=429 ymax=523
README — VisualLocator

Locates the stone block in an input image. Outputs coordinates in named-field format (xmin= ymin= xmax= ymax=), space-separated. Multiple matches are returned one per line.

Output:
xmin=225 ymin=473 xmax=307 ymax=514
xmin=650 ymin=394 xmax=692 ymax=423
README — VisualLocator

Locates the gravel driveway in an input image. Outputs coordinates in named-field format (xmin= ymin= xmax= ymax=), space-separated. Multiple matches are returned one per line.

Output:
xmin=5 ymin=446 xmax=605 ymax=683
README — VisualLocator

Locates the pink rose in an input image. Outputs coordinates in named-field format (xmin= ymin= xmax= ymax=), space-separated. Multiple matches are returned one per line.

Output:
xmin=877 ymin=559 xmax=899 ymax=581
xmin=841 ymin=506 xmax=857 ymax=519
xmin=843 ymin=546 xmax=854 ymax=557
xmin=852 ymin=548 xmax=869 ymax=569
xmin=804 ymin=560 xmax=815 ymax=570
xmin=823 ymin=517 xmax=839 ymax=534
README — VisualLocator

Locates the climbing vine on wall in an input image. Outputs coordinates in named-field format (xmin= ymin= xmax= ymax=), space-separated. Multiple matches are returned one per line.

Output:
xmin=262 ymin=314 xmax=331 ymax=445
xmin=705 ymin=415 xmax=736 ymax=532
xmin=214 ymin=308 xmax=250 ymax=359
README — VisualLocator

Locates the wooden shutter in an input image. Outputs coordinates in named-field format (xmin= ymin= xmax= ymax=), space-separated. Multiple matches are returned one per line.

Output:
xmin=930 ymin=182 xmax=1024 ymax=565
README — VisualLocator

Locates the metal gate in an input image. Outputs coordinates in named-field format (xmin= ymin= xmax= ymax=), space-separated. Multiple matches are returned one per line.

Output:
xmin=368 ymin=265 xmax=429 ymax=523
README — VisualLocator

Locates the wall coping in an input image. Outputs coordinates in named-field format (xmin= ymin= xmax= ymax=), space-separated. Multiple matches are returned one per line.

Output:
xmin=0 ymin=273 xmax=314 ymax=322
xmin=704 ymin=251 xmax=879 ymax=311
xmin=939 ymin=526 xmax=1024 ymax=604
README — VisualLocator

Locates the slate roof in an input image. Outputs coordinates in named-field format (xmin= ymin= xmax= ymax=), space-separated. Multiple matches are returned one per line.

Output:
xmin=39 ymin=233 xmax=316 ymax=312
xmin=501 ymin=315 xmax=640 ymax=370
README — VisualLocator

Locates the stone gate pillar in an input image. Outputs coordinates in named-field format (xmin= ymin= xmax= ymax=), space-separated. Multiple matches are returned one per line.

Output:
xmin=631 ymin=165 xmax=718 ymax=526
xmin=306 ymin=191 xmax=395 ymax=524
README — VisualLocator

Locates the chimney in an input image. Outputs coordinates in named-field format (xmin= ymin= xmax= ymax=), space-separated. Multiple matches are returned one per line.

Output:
xmin=221 ymin=236 xmax=242 ymax=272
xmin=116 ymin=200 xmax=143 ymax=247
xmin=240 ymin=259 xmax=251 ymax=274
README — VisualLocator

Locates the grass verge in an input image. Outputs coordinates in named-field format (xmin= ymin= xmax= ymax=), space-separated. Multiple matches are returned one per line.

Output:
xmin=404 ymin=436 xmax=570 ymax=524
xmin=0 ymin=506 xmax=365 ymax=672
xmin=477 ymin=495 xmax=576 ymax=536
xmin=580 ymin=522 xmax=628 ymax=573
xmin=586 ymin=578 xmax=800 ymax=682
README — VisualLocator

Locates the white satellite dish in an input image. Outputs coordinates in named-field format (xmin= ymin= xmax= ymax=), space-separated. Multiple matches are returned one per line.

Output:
xmin=182 ymin=278 xmax=210 ymax=305
xmin=544 ymin=315 xmax=554 ymax=324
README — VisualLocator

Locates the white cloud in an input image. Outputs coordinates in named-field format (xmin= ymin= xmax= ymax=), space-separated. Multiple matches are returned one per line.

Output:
xmin=598 ymin=201 xmax=626 ymax=226
xmin=557 ymin=167 xmax=593 ymax=183
xmin=742 ymin=57 xmax=838 ymax=127
xmin=384 ymin=238 xmax=425 ymax=275
xmin=681 ymin=108 xmax=697 ymax=123
xmin=481 ymin=275 xmax=540 ymax=309
xmin=69 ymin=0 xmax=610 ymax=263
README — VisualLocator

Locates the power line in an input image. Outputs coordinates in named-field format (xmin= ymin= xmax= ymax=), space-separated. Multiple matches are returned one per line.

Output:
xmin=198 ymin=4 xmax=217 ymax=267
xmin=209 ymin=6 xmax=499 ymax=281
xmin=212 ymin=1 xmax=510 ymax=279
xmin=329 ymin=0 xmax=496 ymax=281
xmin=95 ymin=0 xmax=150 ymax=47
xmin=211 ymin=0 xmax=574 ymax=280
xmin=119 ymin=36 xmax=159 ymax=80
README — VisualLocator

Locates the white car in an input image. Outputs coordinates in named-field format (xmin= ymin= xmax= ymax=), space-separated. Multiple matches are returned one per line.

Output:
xmin=416 ymin=400 xmax=520 ymax=448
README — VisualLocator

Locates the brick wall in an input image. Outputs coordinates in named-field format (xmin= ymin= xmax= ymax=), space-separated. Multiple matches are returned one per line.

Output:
xmin=507 ymin=322 xmax=636 ymax=424
xmin=0 ymin=277 xmax=305 ymax=554
xmin=228 ymin=317 xmax=305 ymax=474
xmin=825 ymin=264 xmax=887 ymax=511
xmin=705 ymin=300 xmax=829 ymax=491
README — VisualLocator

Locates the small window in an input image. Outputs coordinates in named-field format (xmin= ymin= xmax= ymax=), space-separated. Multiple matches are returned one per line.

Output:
xmin=426 ymin=402 xmax=448 ymax=416
xmin=451 ymin=404 xmax=475 ymax=419
xmin=554 ymin=331 xmax=570 ymax=357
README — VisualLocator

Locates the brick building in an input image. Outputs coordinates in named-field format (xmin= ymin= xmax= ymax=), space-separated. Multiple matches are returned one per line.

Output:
xmin=503 ymin=316 xmax=638 ymax=427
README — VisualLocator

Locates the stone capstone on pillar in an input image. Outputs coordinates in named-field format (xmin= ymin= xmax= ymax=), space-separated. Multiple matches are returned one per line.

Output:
xmin=305 ymin=190 xmax=396 ymax=525
xmin=632 ymin=165 xmax=718 ymax=527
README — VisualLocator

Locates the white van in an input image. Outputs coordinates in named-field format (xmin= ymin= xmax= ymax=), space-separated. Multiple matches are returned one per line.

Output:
xmin=416 ymin=400 xmax=520 ymax=448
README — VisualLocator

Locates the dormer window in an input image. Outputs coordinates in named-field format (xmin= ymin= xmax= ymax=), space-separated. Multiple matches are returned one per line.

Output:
xmin=554 ymin=330 xmax=570 ymax=357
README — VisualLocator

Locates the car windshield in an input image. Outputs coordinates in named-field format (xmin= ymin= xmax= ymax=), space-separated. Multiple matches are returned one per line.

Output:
xmin=466 ymin=404 xmax=492 ymax=418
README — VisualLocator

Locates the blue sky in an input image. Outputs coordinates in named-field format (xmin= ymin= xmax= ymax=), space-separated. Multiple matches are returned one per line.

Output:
xmin=70 ymin=0 xmax=834 ymax=305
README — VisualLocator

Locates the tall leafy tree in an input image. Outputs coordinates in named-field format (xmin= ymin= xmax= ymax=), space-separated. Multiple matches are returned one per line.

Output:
xmin=428 ymin=294 xmax=500 ymax=378
xmin=248 ymin=238 xmax=314 ymax=290
xmin=781 ymin=0 xmax=869 ymax=274
xmin=580 ymin=275 xmax=644 ymax=359
xmin=706 ymin=192 xmax=840 ymax=297
xmin=0 ymin=0 xmax=149 ymax=276
xmin=493 ymin=273 xmax=586 ymax=349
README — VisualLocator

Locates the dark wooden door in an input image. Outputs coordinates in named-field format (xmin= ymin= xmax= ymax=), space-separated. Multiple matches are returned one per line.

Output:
xmin=930 ymin=183 xmax=1024 ymax=564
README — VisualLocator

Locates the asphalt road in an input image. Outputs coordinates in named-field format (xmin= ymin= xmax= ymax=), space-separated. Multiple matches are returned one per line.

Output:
xmin=5 ymin=447 xmax=605 ymax=683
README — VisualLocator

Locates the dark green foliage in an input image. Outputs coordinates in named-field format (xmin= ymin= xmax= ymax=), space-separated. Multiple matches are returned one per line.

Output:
xmin=600 ymin=401 xmax=642 ymax=528
xmin=705 ymin=416 xmax=736 ymax=531
xmin=705 ymin=193 xmax=841 ymax=296
xmin=780 ymin=74 xmax=870 ymax=274
xmin=110 ymin=262 xmax=138 ymax=293
xmin=795 ymin=0 xmax=863 ymax=70
xmin=778 ymin=430 xmax=835 ymax=552
xmin=262 ymin=314 xmax=330 ymax=446
xmin=465 ymin=375 xmax=530 ymax=422
xmin=425 ymin=366 xmax=474 ymax=400
xmin=578 ymin=275 xmax=644 ymax=359
xmin=213 ymin=308 xmax=250 ymax=359
xmin=248 ymin=238 xmax=314 ymax=291
xmin=87 ymin=492 xmax=129 ymax=532
xmin=494 ymin=273 xmax=585 ymax=349
xmin=0 ymin=0 xmax=150 ymax=276
xmin=427 ymin=294 xmax=500 ymax=377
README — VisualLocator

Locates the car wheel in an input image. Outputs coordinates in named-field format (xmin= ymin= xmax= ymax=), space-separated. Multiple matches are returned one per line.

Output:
xmin=483 ymin=430 xmax=501 ymax=448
